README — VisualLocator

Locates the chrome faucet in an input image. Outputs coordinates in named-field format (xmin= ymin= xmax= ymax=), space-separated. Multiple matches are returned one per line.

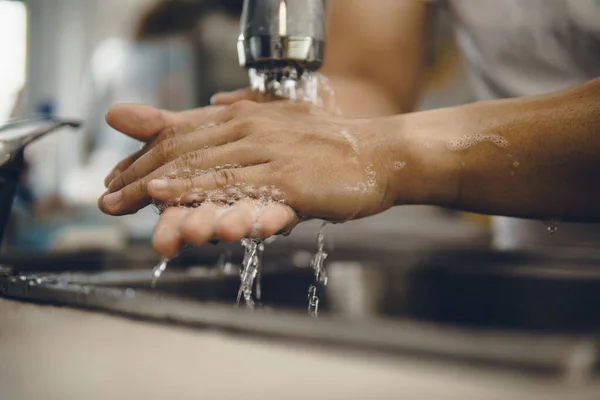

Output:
xmin=0 ymin=117 xmax=81 ymax=246
xmin=237 ymin=0 xmax=325 ymax=94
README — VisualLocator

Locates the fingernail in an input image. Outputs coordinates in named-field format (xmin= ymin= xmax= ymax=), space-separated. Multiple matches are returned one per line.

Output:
xmin=210 ymin=94 xmax=217 ymax=105
xmin=102 ymin=191 xmax=122 ymax=208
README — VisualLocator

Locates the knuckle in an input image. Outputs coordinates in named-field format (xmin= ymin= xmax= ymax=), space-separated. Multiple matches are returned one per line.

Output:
xmin=213 ymin=168 xmax=237 ymax=188
xmin=154 ymin=138 xmax=179 ymax=164
xmin=234 ymin=116 xmax=267 ymax=135
xmin=230 ymin=99 xmax=256 ymax=113
xmin=156 ymin=126 xmax=177 ymax=142
xmin=156 ymin=124 xmax=193 ymax=142
xmin=292 ymin=102 xmax=313 ymax=114
xmin=179 ymin=150 xmax=203 ymax=168
xmin=133 ymin=178 xmax=149 ymax=197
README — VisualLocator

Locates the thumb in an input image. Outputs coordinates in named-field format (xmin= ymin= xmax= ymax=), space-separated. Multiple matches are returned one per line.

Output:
xmin=106 ymin=103 xmax=177 ymax=142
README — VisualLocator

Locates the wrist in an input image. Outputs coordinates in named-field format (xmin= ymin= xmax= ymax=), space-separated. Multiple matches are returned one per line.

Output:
xmin=374 ymin=107 xmax=467 ymax=208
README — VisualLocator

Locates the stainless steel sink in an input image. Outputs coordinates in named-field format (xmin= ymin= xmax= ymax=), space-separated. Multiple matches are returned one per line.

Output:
xmin=1 ymin=243 xmax=600 ymax=387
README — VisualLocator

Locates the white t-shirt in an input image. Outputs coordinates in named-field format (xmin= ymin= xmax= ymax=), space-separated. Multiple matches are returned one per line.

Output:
xmin=445 ymin=0 xmax=600 ymax=250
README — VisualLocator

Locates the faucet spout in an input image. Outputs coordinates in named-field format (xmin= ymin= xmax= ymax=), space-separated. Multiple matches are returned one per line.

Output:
xmin=0 ymin=118 xmax=82 ymax=167
xmin=0 ymin=117 xmax=82 ymax=249
xmin=238 ymin=0 xmax=326 ymax=95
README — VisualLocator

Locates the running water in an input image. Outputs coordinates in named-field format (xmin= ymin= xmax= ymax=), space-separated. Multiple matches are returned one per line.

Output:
xmin=237 ymin=239 xmax=262 ymax=309
xmin=150 ymin=68 xmax=336 ymax=315
xmin=248 ymin=68 xmax=335 ymax=315
xmin=308 ymin=222 xmax=329 ymax=318
xmin=151 ymin=257 xmax=169 ymax=288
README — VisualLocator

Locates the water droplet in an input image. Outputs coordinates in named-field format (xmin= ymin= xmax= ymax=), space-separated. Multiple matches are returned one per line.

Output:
xmin=513 ymin=161 xmax=520 ymax=168
xmin=393 ymin=161 xmax=406 ymax=171
xmin=447 ymin=134 xmax=509 ymax=152
xmin=543 ymin=220 xmax=558 ymax=234
xmin=151 ymin=258 xmax=170 ymax=288
xmin=340 ymin=129 xmax=359 ymax=155
xmin=292 ymin=250 xmax=313 ymax=268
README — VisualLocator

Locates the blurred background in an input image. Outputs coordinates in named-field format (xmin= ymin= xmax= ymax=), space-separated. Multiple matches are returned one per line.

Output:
xmin=0 ymin=0 xmax=478 ymax=254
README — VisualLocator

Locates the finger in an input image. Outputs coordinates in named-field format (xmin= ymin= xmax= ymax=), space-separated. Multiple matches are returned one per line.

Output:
xmin=101 ymin=144 xmax=268 ymax=215
xmin=212 ymin=200 xmax=296 ymax=242
xmin=104 ymin=145 xmax=148 ymax=188
xmin=152 ymin=207 xmax=190 ymax=258
xmin=211 ymin=89 xmax=277 ymax=105
xmin=106 ymin=104 xmax=177 ymax=142
xmin=179 ymin=203 xmax=220 ymax=245
xmin=98 ymin=186 xmax=151 ymax=216
xmin=103 ymin=105 xmax=233 ymax=188
xmin=214 ymin=200 xmax=259 ymax=242
xmin=256 ymin=203 xmax=298 ymax=237
xmin=107 ymin=121 xmax=248 ymax=193
xmin=106 ymin=103 xmax=228 ymax=141
xmin=146 ymin=164 xmax=275 ymax=204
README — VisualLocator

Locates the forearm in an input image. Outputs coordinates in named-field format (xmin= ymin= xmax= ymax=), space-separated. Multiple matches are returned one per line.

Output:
xmin=324 ymin=74 xmax=413 ymax=117
xmin=386 ymin=78 xmax=600 ymax=222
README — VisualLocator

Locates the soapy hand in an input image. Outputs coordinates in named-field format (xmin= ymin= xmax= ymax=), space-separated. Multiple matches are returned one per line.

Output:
xmin=99 ymin=100 xmax=396 ymax=255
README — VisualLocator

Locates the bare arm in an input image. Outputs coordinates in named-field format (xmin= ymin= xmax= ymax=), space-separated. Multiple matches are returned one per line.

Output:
xmin=99 ymin=78 xmax=600 ymax=255
xmin=391 ymin=77 xmax=600 ymax=221
xmin=321 ymin=0 xmax=429 ymax=116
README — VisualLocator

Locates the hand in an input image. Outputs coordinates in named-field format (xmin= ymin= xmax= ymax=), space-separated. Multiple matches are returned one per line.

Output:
xmin=102 ymin=99 xmax=293 ymax=257
xmin=102 ymin=103 xmax=228 ymax=188
xmin=102 ymin=90 xmax=283 ymax=189
xmin=99 ymin=100 xmax=399 ymax=255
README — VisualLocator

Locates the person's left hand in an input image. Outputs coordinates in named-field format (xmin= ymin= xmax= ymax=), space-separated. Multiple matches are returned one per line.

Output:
xmin=99 ymin=100 xmax=398 ymax=257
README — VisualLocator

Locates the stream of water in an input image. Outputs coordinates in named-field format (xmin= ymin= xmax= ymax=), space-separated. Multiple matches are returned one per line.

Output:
xmin=151 ymin=68 xmax=337 ymax=316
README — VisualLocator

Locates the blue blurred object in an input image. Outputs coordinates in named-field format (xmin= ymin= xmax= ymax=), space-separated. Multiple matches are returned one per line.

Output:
xmin=36 ymin=100 xmax=55 ymax=120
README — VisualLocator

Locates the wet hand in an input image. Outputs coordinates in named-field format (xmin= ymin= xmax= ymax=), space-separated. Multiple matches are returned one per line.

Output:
xmin=102 ymin=103 xmax=227 ymax=188
xmin=99 ymin=100 xmax=396 ymax=252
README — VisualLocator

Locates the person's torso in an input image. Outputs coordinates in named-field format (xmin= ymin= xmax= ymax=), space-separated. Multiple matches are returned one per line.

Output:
xmin=445 ymin=0 xmax=600 ymax=250
xmin=448 ymin=0 xmax=600 ymax=98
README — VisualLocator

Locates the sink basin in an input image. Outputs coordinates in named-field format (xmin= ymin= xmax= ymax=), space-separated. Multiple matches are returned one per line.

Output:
xmin=10 ymin=247 xmax=600 ymax=332
xmin=2 ymin=243 xmax=600 ymax=383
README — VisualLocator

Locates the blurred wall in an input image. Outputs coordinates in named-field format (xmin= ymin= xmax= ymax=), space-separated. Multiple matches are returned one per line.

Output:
xmin=22 ymin=0 xmax=153 ymax=197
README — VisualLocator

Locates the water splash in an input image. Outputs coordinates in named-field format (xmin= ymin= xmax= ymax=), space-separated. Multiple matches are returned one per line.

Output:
xmin=308 ymin=285 xmax=319 ymax=318
xmin=308 ymin=222 xmax=329 ymax=318
xmin=151 ymin=257 xmax=170 ymax=288
xmin=543 ymin=220 xmax=559 ymax=234
xmin=311 ymin=222 xmax=329 ymax=285
xmin=149 ymin=67 xmax=335 ymax=311
xmin=249 ymin=68 xmax=319 ymax=104
xmin=237 ymin=239 xmax=263 ymax=309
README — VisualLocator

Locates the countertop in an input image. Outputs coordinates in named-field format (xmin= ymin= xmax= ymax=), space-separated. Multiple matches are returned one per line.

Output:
xmin=1 ymin=298 xmax=597 ymax=400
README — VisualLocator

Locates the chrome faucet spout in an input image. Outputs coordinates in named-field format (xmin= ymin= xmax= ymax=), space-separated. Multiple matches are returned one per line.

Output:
xmin=238 ymin=0 xmax=326 ymax=94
